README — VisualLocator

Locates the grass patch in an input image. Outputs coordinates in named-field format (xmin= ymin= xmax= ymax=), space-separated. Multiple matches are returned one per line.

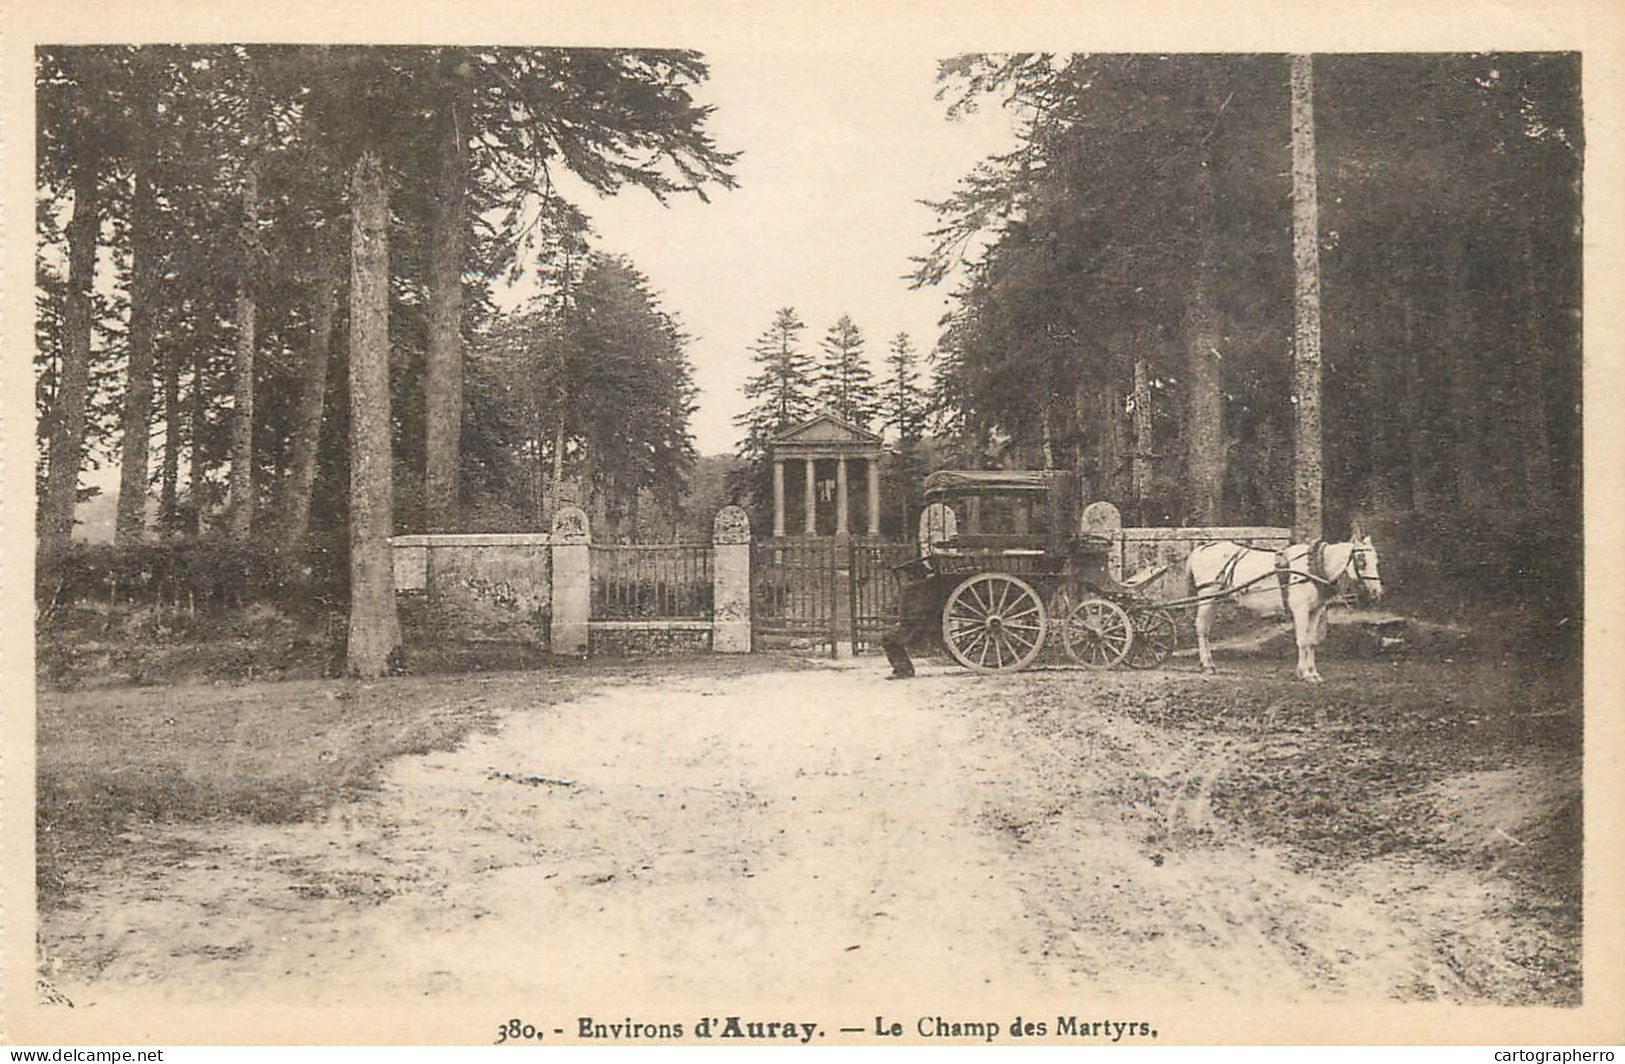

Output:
xmin=36 ymin=673 xmax=499 ymax=908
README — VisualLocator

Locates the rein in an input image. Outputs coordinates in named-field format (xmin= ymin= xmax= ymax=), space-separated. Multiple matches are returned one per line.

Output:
xmin=1176 ymin=540 xmax=1373 ymax=613
xmin=1175 ymin=544 xmax=1322 ymax=610
xmin=1348 ymin=546 xmax=1383 ymax=584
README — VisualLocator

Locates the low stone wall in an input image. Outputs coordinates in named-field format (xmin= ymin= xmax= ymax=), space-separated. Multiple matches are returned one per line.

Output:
xmin=1080 ymin=500 xmax=1291 ymax=600
xmin=392 ymin=532 xmax=551 ymax=643
xmin=1119 ymin=526 xmax=1292 ymax=600
xmin=391 ymin=505 xmax=752 ymax=657
xmin=589 ymin=622 xmax=713 ymax=657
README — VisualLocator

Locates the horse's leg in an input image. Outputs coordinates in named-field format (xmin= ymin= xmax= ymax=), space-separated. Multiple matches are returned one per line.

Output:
xmin=1307 ymin=603 xmax=1328 ymax=681
xmin=1292 ymin=603 xmax=1317 ymax=682
xmin=1195 ymin=601 xmax=1217 ymax=673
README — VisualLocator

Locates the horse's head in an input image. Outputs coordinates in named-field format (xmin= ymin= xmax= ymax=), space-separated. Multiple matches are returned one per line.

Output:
xmin=1350 ymin=531 xmax=1383 ymax=602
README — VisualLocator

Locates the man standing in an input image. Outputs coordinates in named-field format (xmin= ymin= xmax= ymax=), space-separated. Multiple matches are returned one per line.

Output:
xmin=880 ymin=555 xmax=939 ymax=679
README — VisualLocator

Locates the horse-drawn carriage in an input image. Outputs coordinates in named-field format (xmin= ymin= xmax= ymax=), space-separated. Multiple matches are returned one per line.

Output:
xmin=907 ymin=467 xmax=1384 ymax=681
xmin=911 ymin=470 xmax=1178 ymax=673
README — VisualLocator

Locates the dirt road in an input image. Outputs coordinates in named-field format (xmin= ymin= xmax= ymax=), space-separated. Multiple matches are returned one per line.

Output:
xmin=40 ymin=655 xmax=1578 ymax=1014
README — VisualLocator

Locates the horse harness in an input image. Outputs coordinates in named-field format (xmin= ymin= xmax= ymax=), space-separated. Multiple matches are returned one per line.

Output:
xmin=1197 ymin=540 xmax=1337 ymax=616
xmin=1275 ymin=540 xmax=1329 ymax=615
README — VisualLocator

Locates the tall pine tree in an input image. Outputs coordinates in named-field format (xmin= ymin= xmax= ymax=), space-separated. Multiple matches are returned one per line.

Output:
xmin=882 ymin=331 xmax=928 ymax=536
xmin=734 ymin=307 xmax=815 ymax=459
xmin=882 ymin=331 xmax=926 ymax=443
xmin=730 ymin=307 xmax=815 ymax=526
xmin=816 ymin=314 xmax=878 ymax=429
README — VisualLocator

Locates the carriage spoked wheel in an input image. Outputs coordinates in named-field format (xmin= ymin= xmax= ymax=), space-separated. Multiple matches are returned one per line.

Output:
xmin=1125 ymin=606 xmax=1178 ymax=669
xmin=941 ymin=573 xmax=1049 ymax=673
xmin=1062 ymin=598 xmax=1135 ymax=669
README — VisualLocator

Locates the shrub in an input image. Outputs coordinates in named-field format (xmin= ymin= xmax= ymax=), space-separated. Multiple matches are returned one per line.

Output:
xmin=36 ymin=535 xmax=349 ymax=622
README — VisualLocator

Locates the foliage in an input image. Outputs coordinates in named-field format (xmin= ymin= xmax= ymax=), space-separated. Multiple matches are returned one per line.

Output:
xmin=729 ymin=307 xmax=817 ymax=525
xmin=35 ymin=536 xmax=348 ymax=624
xmin=734 ymin=307 xmax=817 ymax=460
xmin=816 ymin=314 xmax=879 ymax=429
xmin=919 ymin=52 xmax=1580 ymax=557
xmin=881 ymin=332 xmax=927 ymax=443
xmin=880 ymin=332 xmax=929 ymax=535
xmin=35 ymin=43 xmax=735 ymax=601
xmin=465 ymin=252 xmax=699 ymax=536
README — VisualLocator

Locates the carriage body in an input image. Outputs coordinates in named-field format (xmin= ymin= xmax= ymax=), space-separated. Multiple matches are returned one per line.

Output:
xmin=914 ymin=470 xmax=1164 ymax=672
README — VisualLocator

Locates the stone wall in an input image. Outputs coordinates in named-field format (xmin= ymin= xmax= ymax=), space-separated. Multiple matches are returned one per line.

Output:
xmin=391 ymin=533 xmax=551 ymax=643
xmin=1119 ymin=526 xmax=1292 ymax=600
xmin=391 ymin=506 xmax=752 ymax=657
xmin=588 ymin=623 xmax=713 ymax=657
xmin=1078 ymin=500 xmax=1290 ymax=599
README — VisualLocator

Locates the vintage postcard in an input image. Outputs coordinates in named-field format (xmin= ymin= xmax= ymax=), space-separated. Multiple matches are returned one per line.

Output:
xmin=3 ymin=0 xmax=1622 ymax=1047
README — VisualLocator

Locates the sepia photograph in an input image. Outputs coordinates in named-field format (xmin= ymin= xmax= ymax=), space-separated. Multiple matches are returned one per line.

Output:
xmin=4 ymin=0 xmax=1622 ymax=1048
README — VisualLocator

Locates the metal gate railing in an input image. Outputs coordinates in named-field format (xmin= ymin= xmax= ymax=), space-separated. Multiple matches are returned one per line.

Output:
xmin=752 ymin=538 xmax=842 ymax=653
xmin=848 ymin=538 xmax=916 ymax=653
xmin=590 ymin=544 xmax=713 ymax=620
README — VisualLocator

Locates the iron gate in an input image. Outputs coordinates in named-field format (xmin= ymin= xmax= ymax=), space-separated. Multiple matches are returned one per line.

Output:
xmin=752 ymin=538 xmax=842 ymax=652
xmin=848 ymin=538 xmax=917 ymax=653
xmin=752 ymin=537 xmax=914 ymax=654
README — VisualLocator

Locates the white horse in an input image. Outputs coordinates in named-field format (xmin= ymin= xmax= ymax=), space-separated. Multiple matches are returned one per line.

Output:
xmin=1185 ymin=526 xmax=1383 ymax=682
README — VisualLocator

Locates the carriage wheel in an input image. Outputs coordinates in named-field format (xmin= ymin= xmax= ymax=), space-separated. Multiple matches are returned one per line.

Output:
xmin=941 ymin=573 xmax=1049 ymax=673
xmin=1125 ymin=606 xmax=1177 ymax=669
xmin=1062 ymin=598 xmax=1135 ymax=669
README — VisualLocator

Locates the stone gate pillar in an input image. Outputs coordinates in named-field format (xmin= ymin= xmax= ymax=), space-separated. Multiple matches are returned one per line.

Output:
xmin=550 ymin=504 xmax=591 ymax=656
xmin=712 ymin=505 xmax=752 ymax=653
xmin=1080 ymin=500 xmax=1124 ymax=579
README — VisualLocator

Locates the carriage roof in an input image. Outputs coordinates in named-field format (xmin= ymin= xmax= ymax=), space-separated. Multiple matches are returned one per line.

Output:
xmin=921 ymin=469 xmax=1066 ymax=496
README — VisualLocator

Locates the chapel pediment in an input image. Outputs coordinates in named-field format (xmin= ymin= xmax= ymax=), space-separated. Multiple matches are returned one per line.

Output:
xmin=770 ymin=411 xmax=881 ymax=446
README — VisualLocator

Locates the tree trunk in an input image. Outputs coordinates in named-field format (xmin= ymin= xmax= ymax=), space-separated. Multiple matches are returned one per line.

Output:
xmin=42 ymin=154 xmax=98 ymax=567
xmin=533 ymin=406 xmax=548 ymax=527
xmin=116 ymin=164 xmax=158 ymax=547
xmin=346 ymin=147 xmax=402 ymax=678
xmin=1254 ymin=416 xmax=1288 ymax=525
xmin=1105 ymin=384 xmax=1131 ymax=506
xmin=1040 ymin=402 xmax=1056 ymax=470
xmin=1290 ymin=53 xmax=1324 ymax=542
xmin=189 ymin=345 xmax=207 ymax=534
xmin=1094 ymin=381 xmax=1126 ymax=506
xmin=1398 ymin=266 xmax=1436 ymax=513
xmin=1131 ymin=357 xmax=1154 ymax=524
xmin=279 ymin=246 xmax=341 ymax=551
xmin=228 ymin=160 xmax=260 ymax=541
xmin=551 ymin=396 xmax=567 ymax=509
xmin=160 ymin=326 xmax=182 ymax=536
xmin=1444 ymin=240 xmax=1489 ymax=510
xmin=424 ymin=65 xmax=469 ymax=531
xmin=1185 ymin=85 xmax=1227 ymax=526
xmin=1518 ymin=224 xmax=1555 ymax=513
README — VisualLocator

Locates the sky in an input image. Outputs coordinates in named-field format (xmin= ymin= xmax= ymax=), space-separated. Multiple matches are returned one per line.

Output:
xmin=517 ymin=48 xmax=1021 ymax=456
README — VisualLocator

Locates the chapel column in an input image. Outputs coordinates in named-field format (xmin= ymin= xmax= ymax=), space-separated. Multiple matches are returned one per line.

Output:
xmin=835 ymin=456 xmax=849 ymax=537
xmin=803 ymin=456 xmax=817 ymax=535
xmin=867 ymin=456 xmax=881 ymax=536
xmin=772 ymin=458 xmax=786 ymax=538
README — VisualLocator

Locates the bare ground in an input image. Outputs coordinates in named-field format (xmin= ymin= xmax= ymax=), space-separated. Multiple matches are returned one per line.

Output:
xmin=37 ymin=649 xmax=1580 ymax=1011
